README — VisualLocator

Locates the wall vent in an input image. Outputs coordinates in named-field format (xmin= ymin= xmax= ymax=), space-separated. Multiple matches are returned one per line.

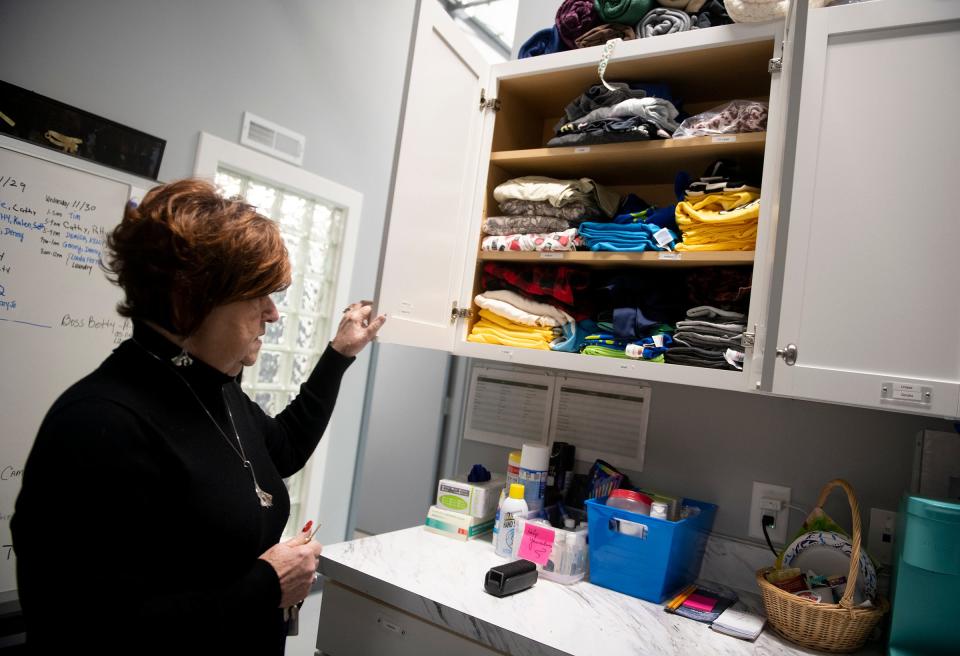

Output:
xmin=240 ymin=112 xmax=305 ymax=166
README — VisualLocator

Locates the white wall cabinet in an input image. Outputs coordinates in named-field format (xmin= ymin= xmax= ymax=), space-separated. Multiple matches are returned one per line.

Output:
xmin=376 ymin=0 xmax=960 ymax=419
xmin=768 ymin=0 xmax=960 ymax=418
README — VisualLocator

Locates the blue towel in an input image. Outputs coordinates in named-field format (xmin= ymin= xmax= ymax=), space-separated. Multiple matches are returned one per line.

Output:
xmin=518 ymin=26 xmax=563 ymax=59
xmin=549 ymin=320 xmax=580 ymax=352
xmin=578 ymin=221 xmax=677 ymax=252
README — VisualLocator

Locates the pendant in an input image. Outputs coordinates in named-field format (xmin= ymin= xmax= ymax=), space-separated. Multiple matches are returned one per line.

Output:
xmin=243 ymin=460 xmax=273 ymax=508
xmin=171 ymin=349 xmax=194 ymax=367
xmin=255 ymin=483 xmax=274 ymax=508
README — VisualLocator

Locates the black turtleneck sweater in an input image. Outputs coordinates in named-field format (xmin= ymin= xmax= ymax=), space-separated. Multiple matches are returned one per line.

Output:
xmin=11 ymin=321 xmax=353 ymax=654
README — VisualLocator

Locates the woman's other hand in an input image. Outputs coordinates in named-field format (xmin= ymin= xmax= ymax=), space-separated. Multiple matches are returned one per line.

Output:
xmin=331 ymin=300 xmax=386 ymax=358
xmin=259 ymin=537 xmax=323 ymax=607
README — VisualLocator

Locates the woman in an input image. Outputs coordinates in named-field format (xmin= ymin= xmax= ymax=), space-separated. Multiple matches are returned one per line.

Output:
xmin=11 ymin=179 xmax=385 ymax=654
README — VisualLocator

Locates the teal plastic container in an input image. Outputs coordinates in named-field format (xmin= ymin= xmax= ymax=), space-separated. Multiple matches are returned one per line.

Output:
xmin=888 ymin=495 xmax=960 ymax=655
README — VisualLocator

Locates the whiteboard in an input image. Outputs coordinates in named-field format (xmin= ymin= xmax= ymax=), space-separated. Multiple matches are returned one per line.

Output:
xmin=0 ymin=146 xmax=134 ymax=593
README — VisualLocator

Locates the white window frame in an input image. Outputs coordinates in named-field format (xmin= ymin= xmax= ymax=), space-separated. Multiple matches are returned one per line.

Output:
xmin=194 ymin=131 xmax=362 ymax=536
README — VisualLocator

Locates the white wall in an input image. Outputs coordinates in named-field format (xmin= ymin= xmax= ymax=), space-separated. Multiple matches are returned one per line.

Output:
xmin=458 ymin=363 xmax=956 ymax=541
xmin=0 ymin=0 xmax=420 ymax=547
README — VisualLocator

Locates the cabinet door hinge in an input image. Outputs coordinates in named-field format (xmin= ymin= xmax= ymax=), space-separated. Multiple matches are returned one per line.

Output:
xmin=451 ymin=301 xmax=473 ymax=324
xmin=479 ymin=89 xmax=501 ymax=112
xmin=768 ymin=57 xmax=783 ymax=74
xmin=742 ymin=331 xmax=756 ymax=348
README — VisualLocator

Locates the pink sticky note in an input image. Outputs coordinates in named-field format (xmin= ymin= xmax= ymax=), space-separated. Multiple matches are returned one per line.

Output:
xmin=683 ymin=593 xmax=718 ymax=612
xmin=517 ymin=523 xmax=556 ymax=566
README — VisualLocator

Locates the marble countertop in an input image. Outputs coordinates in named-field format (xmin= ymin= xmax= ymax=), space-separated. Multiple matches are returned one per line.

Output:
xmin=320 ymin=526 xmax=882 ymax=656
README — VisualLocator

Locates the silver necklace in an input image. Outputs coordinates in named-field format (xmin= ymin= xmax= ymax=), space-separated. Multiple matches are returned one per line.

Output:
xmin=132 ymin=339 xmax=274 ymax=508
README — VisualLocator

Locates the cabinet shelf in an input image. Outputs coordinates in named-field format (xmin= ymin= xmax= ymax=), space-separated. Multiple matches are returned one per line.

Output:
xmin=489 ymin=133 xmax=766 ymax=182
xmin=477 ymin=250 xmax=754 ymax=267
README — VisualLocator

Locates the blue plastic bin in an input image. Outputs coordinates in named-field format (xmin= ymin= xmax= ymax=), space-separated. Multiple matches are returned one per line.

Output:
xmin=585 ymin=496 xmax=717 ymax=603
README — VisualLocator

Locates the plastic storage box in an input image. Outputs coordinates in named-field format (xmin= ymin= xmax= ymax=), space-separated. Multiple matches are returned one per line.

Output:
xmin=585 ymin=496 xmax=717 ymax=603
xmin=888 ymin=495 xmax=960 ymax=656
xmin=511 ymin=507 xmax=588 ymax=584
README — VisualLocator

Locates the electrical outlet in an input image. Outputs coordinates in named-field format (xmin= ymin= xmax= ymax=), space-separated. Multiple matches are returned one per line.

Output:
xmin=749 ymin=481 xmax=791 ymax=544
xmin=868 ymin=508 xmax=898 ymax=565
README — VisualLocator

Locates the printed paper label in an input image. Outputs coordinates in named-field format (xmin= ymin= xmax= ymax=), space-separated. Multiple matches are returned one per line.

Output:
xmin=711 ymin=135 xmax=737 ymax=143
xmin=574 ymin=147 xmax=591 ymax=153
xmin=892 ymin=383 xmax=921 ymax=402
xmin=658 ymin=252 xmax=681 ymax=260
xmin=653 ymin=228 xmax=674 ymax=247
xmin=539 ymin=252 xmax=563 ymax=259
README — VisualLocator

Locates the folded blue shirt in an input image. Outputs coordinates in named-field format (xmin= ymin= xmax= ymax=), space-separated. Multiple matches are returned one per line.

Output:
xmin=578 ymin=221 xmax=677 ymax=252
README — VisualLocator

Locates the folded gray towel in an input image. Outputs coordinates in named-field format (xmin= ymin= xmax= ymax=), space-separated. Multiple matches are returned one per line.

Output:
xmin=637 ymin=7 xmax=694 ymax=37
xmin=685 ymin=306 xmax=746 ymax=321
xmin=673 ymin=331 xmax=744 ymax=349
xmin=675 ymin=320 xmax=746 ymax=336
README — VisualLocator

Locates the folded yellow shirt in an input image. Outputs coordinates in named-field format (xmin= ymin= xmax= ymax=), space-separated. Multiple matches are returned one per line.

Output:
xmin=676 ymin=223 xmax=758 ymax=251
xmin=468 ymin=323 xmax=552 ymax=350
xmin=675 ymin=239 xmax=755 ymax=252
xmin=676 ymin=191 xmax=760 ymax=228
xmin=476 ymin=309 xmax=556 ymax=340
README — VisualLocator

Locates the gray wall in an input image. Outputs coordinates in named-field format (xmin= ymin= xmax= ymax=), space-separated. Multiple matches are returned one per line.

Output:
xmin=457 ymin=361 xmax=956 ymax=541
xmin=0 ymin=0 xmax=421 ymax=545
xmin=352 ymin=344 xmax=450 ymax=535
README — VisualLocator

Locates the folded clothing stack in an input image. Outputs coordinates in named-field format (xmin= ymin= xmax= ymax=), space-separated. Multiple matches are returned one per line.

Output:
xmin=481 ymin=228 xmax=583 ymax=252
xmin=577 ymin=221 xmax=677 ymax=252
xmin=549 ymin=93 xmax=681 ymax=147
xmin=580 ymin=324 xmax=673 ymax=361
xmin=638 ymin=1 xmax=732 ymax=37
xmin=493 ymin=176 xmax=620 ymax=220
xmin=517 ymin=0 xmax=732 ymax=59
xmin=466 ymin=309 xmax=558 ymax=350
xmin=666 ymin=306 xmax=745 ymax=370
xmin=674 ymin=161 xmax=761 ymax=251
xmin=484 ymin=176 xmax=619 ymax=251
xmin=469 ymin=290 xmax=580 ymax=352
xmin=481 ymin=262 xmax=594 ymax=321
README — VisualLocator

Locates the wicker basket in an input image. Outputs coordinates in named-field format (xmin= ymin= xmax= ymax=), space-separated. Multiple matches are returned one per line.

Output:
xmin=756 ymin=479 xmax=889 ymax=653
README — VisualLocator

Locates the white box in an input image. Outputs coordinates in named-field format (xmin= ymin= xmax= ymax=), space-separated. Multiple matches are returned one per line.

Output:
xmin=424 ymin=505 xmax=494 ymax=541
xmin=436 ymin=474 xmax=505 ymax=518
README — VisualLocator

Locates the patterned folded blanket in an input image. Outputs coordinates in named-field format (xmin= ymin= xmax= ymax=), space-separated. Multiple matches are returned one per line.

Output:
xmin=481 ymin=228 xmax=582 ymax=252
xmin=483 ymin=215 xmax=571 ymax=236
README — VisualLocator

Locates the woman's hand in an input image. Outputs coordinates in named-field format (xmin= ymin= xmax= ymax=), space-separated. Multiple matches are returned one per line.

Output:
xmin=259 ymin=536 xmax=323 ymax=607
xmin=331 ymin=300 xmax=386 ymax=358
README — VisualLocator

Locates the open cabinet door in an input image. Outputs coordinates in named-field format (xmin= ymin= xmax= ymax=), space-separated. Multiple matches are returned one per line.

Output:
xmin=374 ymin=0 xmax=489 ymax=351
xmin=769 ymin=0 xmax=960 ymax=418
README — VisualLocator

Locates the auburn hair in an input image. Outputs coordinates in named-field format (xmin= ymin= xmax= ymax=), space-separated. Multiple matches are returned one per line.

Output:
xmin=104 ymin=178 xmax=291 ymax=335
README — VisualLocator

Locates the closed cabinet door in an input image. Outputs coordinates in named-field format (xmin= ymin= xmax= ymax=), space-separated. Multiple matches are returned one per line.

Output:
xmin=375 ymin=0 xmax=490 ymax=352
xmin=771 ymin=0 xmax=960 ymax=417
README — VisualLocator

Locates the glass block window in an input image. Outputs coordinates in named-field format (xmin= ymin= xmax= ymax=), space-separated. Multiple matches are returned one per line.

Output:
xmin=214 ymin=167 xmax=347 ymax=537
